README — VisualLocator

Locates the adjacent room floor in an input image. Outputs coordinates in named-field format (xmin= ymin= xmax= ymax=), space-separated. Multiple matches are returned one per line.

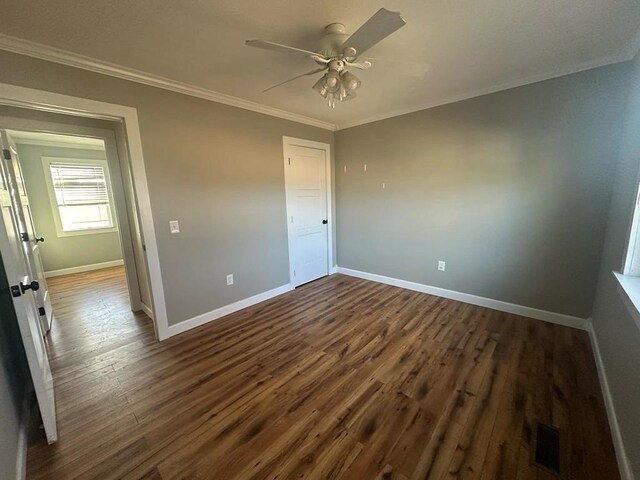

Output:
xmin=27 ymin=267 xmax=620 ymax=479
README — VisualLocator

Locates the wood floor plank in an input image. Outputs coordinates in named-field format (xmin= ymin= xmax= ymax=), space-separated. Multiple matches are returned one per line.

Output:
xmin=26 ymin=267 xmax=620 ymax=479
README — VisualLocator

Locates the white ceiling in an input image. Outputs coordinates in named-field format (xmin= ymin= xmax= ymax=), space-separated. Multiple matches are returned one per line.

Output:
xmin=1 ymin=0 xmax=639 ymax=129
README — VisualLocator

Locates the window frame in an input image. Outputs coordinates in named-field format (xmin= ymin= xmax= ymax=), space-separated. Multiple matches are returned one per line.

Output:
xmin=622 ymin=183 xmax=640 ymax=275
xmin=41 ymin=156 xmax=119 ymax=237
xmin=615 ymin=180 xmax=640 ymax=332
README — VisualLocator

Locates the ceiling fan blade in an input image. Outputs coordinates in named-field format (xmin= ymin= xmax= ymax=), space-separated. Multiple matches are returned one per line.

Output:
xmin=246 ymin=40 xmax=324 ymax=59
xmin=262 ymin=67 xmax=328 ymax=93
xmin=344 ymin=60 xmax=372 ymax=70
xmin=342 ymin=8 xmax=406 ymax=56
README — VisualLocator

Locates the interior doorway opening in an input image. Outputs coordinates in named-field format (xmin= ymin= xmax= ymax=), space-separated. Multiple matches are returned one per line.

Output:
xmin=0 ymin=104 xmax=154 ymax=444
xmin=0 ymin=108 xmax=153 ymax=321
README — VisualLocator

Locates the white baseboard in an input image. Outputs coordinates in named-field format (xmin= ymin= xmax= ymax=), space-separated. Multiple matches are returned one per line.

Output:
xmin=140 ymin=302 xmax=154 ymax=320
xmin=167 ymin=283 xmax=294 ymax=337
xmin=329 ymin=265 xmax=338 ymax=275
xmin=336 ymin=266 xmax=589 ymax=330
xmin=588 ymin=320 xmax=635 ymax=480
xmin=45 ymin=259 xmax=124 ymax=278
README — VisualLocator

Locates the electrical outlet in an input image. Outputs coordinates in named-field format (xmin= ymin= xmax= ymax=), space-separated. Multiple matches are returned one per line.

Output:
xmin=438 ymin=261 xmax=446 ymax=272
xmin=226 ymin=274 xmax=234 ymax=286
xmin=169 ymin=220 xmax=180 ymax=234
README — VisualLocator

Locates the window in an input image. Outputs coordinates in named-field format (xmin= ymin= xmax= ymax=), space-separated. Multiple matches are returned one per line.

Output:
xmin=42 ymin=157 xmax=118 ymax=236
xmin=615 ymin=183 xmax=640 ymax=331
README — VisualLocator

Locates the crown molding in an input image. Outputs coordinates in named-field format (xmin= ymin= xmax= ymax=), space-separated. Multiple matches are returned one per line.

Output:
xmin=1 ymin=33 xmax=637 ymax=134
xmin=335 ymin=51 xmax=635 ymax=130
xmin=0 ymin=34 xmax=337 ymax=131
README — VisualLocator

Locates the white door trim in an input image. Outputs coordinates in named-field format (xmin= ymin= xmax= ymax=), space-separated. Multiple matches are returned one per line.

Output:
xmin=0 ymin=82 xmax=170 ymax=340
xmin=282 ymin=136 xmax=333 ymax=286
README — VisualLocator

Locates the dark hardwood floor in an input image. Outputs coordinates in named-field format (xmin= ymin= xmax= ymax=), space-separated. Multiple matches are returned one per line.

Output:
xmin=27 ymin=267 xmax=620 ymax=479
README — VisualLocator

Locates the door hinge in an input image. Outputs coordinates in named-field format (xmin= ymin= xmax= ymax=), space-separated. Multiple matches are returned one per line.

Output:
xmin=38 ymin=306 xmax=46 ymax=316
xmin=293 ymin=269 xmax=296 ymax=276
xmin=142 ymin=244 xmax=147 ymax=252
xmin=288 ymin=157 xmax=291 ymax=165
xmin=2 ymin=149 xmax=11 ymax=160
xmin=10 ymin=285 xmax=21 ymax=297
xmin=20 ymin=232 xmax=29 ymax=242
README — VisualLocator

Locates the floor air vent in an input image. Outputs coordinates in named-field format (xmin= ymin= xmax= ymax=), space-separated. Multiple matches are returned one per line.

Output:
xmin=533 ymin=422 xmax=561 ymax=475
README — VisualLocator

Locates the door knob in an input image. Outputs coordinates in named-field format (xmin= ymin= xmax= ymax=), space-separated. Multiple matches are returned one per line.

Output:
xmin=20 ymin=280 xmax=40 ymax=293
xmin=35 ymin=236 xmax=45 ymax=243
xmin=322 ymin=219 xmax=328 ymax=224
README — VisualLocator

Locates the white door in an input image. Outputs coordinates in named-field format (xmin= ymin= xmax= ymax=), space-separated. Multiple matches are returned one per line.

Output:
xmin=284 ymin=143 xmax=329 ymax=287
xmin=1 ymin=131 xmax=53 ymax=332
xmin=0 ymin=147 xmax=57 ymax=443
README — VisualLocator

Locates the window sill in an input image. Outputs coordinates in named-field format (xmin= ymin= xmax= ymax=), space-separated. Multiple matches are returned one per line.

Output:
xmin=613 ymin=271 xmax=640 ymax=333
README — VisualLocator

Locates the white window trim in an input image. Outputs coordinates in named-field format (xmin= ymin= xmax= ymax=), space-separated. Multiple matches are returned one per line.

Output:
xmin=41 ymin=156 xmax=119 ymax=237
xmin=613 ymin=272 xmax=640 ymax=332
xmin=615 ymin=163 xmax=640 ymax=332
xmin=622 ymin=180 xmax=640 ymax=275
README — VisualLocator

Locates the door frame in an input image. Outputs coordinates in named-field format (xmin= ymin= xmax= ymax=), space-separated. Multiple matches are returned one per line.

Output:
xmin=1 ymin=123 xmax=144 ymax=318
xmin=282 ymin=136 xmax=334 ymax=287
xmin=0 ymin=82 xmax=170 ymax=340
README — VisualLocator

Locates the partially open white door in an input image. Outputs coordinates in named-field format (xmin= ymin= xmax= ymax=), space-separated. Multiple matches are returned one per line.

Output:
xmin=0 ymin=146 xmax=57 ymax=443
xmin=284 ymin=139 xmax=331 ymax=287
xmin=2 ymin=131 xmax=53 ymax=332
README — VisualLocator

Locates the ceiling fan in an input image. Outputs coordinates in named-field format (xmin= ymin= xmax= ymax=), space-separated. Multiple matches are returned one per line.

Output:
xmin=245 ymin=8 xmax=406 ymax=108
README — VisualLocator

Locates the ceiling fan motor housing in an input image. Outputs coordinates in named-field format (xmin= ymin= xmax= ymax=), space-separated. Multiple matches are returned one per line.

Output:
xmin=318 ymin=23 xmax=349 ymax=59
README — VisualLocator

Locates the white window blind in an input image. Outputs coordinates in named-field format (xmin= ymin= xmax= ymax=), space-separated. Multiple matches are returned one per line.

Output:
xmin=49 ymin=163 xmax=115 ymax=232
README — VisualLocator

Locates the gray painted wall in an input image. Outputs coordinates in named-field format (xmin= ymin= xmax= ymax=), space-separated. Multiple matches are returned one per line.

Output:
xmin=0 ymin=49 xmax=637 ymax=478
xmin=15 ymin=143 xmax=123 ymax=272
xmin=0 ymin=50 xmax=334 ymax=326
xmin=591 ymin=52 xmax=640 ymax=478
xmin=335 ymin=64 xmax=630 ymax=319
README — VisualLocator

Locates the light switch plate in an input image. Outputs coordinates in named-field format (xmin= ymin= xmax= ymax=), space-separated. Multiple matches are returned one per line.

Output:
xmin=169 ymin=220 xmax=180 ymax=234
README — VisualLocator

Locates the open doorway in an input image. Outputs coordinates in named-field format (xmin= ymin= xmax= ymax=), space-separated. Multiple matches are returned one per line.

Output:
xmin=0 ymin=105 xmax=155 ymax=444
xmin=5 ymin=128 xmax=154 ymax=318
xmin=1 ymin=119 xmax=153 ymax=315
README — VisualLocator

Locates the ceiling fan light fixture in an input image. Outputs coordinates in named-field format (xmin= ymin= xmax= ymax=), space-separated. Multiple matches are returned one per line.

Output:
xmin=312 ymin=77 xmax=328 ymax=97
xmin=246 ymin=8 xmax=407 ymax=108
xmin=343 ymin=90 xmax=357 ymax=101
xmin=324 ymin=70 xmax=340 ymax=90
xmin=341 ymin=70 xmax=361 ymax=92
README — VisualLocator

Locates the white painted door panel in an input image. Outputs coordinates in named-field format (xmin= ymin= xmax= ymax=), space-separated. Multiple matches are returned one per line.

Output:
xmin=1 ymin=131 xmax=53 ymax=332
xmin=286 ymin=144 xmax=328 ymax=287
xmin=0 ymin=141 xmax=57 ymax=444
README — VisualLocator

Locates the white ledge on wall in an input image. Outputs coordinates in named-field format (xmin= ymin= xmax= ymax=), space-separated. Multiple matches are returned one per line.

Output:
xmin=613 ymin=271 xmax=640 ymax=333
